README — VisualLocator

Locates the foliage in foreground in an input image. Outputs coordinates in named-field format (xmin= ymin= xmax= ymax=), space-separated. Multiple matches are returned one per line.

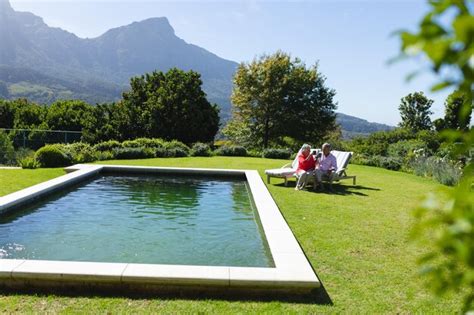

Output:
xmin=399 ymin=0 xmax=474 ymax=311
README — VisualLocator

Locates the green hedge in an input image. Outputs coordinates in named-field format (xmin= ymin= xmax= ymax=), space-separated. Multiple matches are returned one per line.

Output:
xmin=35 ymin=144 xmax=72 ymax=167
xmin=262 ymin=148 xmax=292 ymax=159
xmin=216 ymin=145 xmax=247 ymax=157
xmin=191 ymin=143 xmax=211 ymax=157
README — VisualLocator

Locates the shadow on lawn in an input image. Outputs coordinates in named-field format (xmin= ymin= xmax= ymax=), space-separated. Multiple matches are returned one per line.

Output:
xmin=0 ymin=285 xmax=333 ymax=305
xmin=273 ymin=182 xmax=380 ymax=197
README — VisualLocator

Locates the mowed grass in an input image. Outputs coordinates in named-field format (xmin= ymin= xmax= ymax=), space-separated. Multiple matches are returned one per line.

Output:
xmin=0 ymin=157 xmax=460 ymax=313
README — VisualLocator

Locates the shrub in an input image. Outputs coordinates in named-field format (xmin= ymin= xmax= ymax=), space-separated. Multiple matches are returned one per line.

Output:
xmin=191 ymin=143 xmax=211 ymax=157
xmin=247 ymin=149 xmax=263 ymax=158
xmin=165 ymin=147 xmax=188 ymax=157
xmin=215 ymin=145 xmax=247 ymax=157
xmin=93 ymin=140 xmax=122 ymax=152
xmin=134 ymin=138 xmax=166 ymax=148
xmin=352 ymin=154 xmax=402 ymax=171
xmin=64 ymin=142 xmax=97 ymax=163
xmin=377 ymin=156 xmax=403 ymax=171
xmin=112 ymin=147 xmax=155 ymax=160
xmin=263 ymin=148 xmax=292 ymax=159
xmin=35 ymin=144 xmax=72 ymax=167
xmin=0 ymin=131 xmax=15 ymax=165
xmin=163 ymin=140 xmax=190 ymax=155
xmin=18 ymin=157 xmax=39 ymax=169
xmin=95 ymin=150 xmax=114 ymax=161
xmin=411 ymin=156 xmax=462 ymax=186
xmin=387 ymin=139 xmax=430 ymax=159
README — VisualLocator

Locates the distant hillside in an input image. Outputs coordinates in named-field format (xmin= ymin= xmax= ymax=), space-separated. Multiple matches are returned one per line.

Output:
xmin=0 ymin=0 xmax=394 ymax=135
xmin=336 ymin=113 xmax=394 ymax=138
xmin=0 ymin=0 xmax=237 ymax=116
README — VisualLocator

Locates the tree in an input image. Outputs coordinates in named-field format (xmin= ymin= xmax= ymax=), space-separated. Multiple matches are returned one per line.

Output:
xmin=12 ymin=98 xmax=47 ymax=129
xmin=0 ymin=100 xmax=16 ymax=129
xmin=81 ymin=103 xmax=120 ymax=144
xmin=45 ymin=100 xmax=94 ymax=131
xmin=398 ymin=92 xmax=433 ymax=132
xmin=120 ymin=69 xmax=219 ymax=144
xmin=399 ymin=0 xmax=474 ymax=312
xmin=226 ymin=51 xmax=337 ymax=149
xmin=443 ymin=90 xmax=472 ymax=131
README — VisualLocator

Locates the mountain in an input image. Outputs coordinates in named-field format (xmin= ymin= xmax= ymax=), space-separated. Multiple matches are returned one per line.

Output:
xmin=336 ymin=113 xmax=394 ymax=138
xmin=0 ymin=0 xmax=237 ymax=116
xmin=0 ymin=0 xmax=394 ymax=135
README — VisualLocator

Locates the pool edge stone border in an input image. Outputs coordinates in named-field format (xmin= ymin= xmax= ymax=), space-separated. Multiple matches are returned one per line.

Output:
xmin=0 ymin=164 xmax=320 ymax=295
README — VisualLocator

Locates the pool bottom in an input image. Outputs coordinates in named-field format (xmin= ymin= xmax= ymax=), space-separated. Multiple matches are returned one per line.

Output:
xmin=0 ymin=164 xmax=320 ymax=296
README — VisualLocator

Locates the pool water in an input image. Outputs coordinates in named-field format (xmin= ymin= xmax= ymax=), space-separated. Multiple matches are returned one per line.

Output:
xmin=0 ymin=174 xmax=274 ymax=267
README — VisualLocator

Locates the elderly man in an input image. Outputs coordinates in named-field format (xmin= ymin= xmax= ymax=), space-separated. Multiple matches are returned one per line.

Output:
xmin=314 ymin=143 xmax=337 ymax=191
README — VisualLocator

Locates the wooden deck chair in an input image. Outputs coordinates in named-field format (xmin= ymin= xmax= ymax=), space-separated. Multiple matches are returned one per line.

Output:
xmin=327 ymin=150 xmax=356 ymax=185
xmin=265 ymin=149 xmax=319 ymax=186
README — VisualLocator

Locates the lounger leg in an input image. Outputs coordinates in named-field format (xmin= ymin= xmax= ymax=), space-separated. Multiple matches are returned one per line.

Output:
xmin=353 ymin=176 xmax=356 ymax=185
xmin=284 ymin=177 xmax=288 ymax=186
xmin=267 ymin=175 xmax=270 ymax=184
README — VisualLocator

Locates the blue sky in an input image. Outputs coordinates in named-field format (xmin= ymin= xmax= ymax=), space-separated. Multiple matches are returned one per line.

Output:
xmin=9 ymin=0 xmax=452 ymax=125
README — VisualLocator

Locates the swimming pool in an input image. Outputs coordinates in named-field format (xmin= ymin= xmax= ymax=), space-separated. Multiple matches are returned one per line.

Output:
xmin=0 ymin=165 xmax=319 ymax=296
xmin=0 ymin=174 xmax=273 ymax=267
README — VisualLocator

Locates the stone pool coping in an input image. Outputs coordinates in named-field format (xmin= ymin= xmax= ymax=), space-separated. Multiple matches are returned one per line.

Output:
xmin=0 ymin=164 xmax=320 ymax=294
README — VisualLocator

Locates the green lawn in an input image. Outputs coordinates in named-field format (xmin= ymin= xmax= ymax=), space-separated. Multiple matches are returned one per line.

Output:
xmin=0 ymin=157 xmax=460 ymax=313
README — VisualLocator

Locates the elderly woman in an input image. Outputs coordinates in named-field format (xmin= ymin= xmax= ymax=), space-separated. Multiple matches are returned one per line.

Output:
xmin=295 ymin=144 xmax=317 ymax=190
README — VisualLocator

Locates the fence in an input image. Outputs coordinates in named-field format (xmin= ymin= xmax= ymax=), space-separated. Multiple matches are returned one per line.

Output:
xmin=1 ymin=128 xmax=83 ymax=150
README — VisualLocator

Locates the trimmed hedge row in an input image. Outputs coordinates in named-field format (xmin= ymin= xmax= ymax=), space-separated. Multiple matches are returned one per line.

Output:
xmin=28 ymin=138 xmax=294 ymax=168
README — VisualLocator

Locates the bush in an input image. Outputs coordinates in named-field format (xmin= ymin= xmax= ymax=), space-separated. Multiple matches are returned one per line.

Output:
xmin=387 ymin=139 xmax=430 ymax=159
xmin=95 ymin=150 xmax=114 ymax=161
xmin=64 ymin=142 xmax=97 ymax=163
xmin=215 ymin=145 xmax=247 ymax=157
xmin=191 ymin=143 xmax=211 ymax=157
xmin=165 ymin=147 xmax=189 ymax=157
xmin=18 ymin=157 xmax=39 ymax=169
xmin=35 ymin=144 xmax=72 ymax=167
xmin=93 ymin=140 xmax=122 ymax=152
xmin=0 ymin=131 xmax=15 ymax=165
xmin=352 ymin=154 xmax=402 ymax=171
xmin=247 ymin=149 xmax=263 ymax=158
xmin=411 ymin=156 xmax=462 ymax=186
xmin=14 ymin=147 xmax=35 ymax=162
xmin=122 ymin=138 xmax=166 ymax=149
xmin=263 ymin=148 xmax=292 ymax=159
xmin=163 ymin=140 xmax=190 ymax=155
xmin=377 ymin=156 xmax=403 ymax=171
xmin=112 ymin=147 xmax=155 ymax=160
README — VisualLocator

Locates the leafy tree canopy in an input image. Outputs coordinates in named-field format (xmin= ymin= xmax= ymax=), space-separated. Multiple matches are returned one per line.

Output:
xmin=225 ymin=51 xmax=337 ymax=149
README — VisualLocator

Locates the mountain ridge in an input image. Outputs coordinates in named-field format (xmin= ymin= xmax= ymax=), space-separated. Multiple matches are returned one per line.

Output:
xmin=0 ymin=0 xmax=394 ymax=134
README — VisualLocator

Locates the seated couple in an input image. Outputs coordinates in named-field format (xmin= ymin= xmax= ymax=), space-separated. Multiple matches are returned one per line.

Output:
xmin=295 ymin=143 xmax=337 ymax=191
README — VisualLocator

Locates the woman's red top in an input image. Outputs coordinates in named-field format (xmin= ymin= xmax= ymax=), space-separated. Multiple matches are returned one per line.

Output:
xmin=297 ymin=153 xmax=316 ymax=172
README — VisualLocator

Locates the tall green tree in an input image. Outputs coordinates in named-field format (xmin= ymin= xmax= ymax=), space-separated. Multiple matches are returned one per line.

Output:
xmin=399 ymin=0 xmax=474 ymax=312
xmin=13 ymin=99 xmax=47 ymax=129
xmin=0 ymin=99 xmax=16 ymax=129
xmin=443 ymin=90 xmax=472 ymax=131
xmin=398 ymin=92 xmax=434 ymax=132
xmin=45 ymin=100 xmax=94 ymax=131
xmin=226 ymin=51 xmax=337 ymax=149
xmin=120 ymin=68 xmax=219 ymax=144
xmin=81 ymin=103 xmax=120 ymax=143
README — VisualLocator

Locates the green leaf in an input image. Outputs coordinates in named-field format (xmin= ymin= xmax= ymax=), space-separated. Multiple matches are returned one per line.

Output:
xmin=453 ymin=15 xmax=474 ymax=43
xmin=431 ymin=81 xmax=454 ymax=91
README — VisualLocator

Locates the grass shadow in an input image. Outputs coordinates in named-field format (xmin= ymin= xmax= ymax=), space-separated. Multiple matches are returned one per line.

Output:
xmin=0 ymin=285 xmax=333 ymax=305
xmin=273 ymin=181 xmax=380 ymax=197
